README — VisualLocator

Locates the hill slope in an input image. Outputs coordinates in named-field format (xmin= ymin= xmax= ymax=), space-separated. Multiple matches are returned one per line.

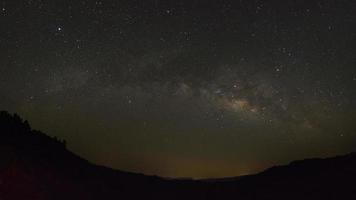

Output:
xmin=0 ymin=111 xmax=355 ymax=200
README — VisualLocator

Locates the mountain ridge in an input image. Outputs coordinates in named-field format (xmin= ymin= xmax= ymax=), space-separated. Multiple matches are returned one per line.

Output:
xmin=1 ymin=110 xmax=355 ymax=200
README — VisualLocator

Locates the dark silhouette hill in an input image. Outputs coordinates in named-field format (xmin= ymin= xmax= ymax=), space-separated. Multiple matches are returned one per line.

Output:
xmin=0 ymin=111 xmax=355 ymax=200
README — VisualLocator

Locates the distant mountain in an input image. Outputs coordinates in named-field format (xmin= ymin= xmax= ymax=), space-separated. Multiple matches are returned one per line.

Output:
xmin=0 ymin=111 xmax=355 ymax=200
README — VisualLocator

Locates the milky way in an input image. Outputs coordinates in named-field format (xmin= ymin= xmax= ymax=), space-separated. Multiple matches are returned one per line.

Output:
xmin=1 ymin=0 xmax=356 ymax=178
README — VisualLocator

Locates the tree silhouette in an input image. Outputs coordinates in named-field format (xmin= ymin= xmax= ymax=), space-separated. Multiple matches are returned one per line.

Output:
xmin=0 ymin=111 xmax=67 ymax=148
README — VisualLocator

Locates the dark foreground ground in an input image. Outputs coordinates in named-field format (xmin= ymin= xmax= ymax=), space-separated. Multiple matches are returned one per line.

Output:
xmin=1 ymin=111 xmax=356 ymax=200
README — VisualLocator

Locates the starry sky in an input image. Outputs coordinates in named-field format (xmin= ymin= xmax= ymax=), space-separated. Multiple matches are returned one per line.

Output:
xmin=1 ymin=0 xmax=356 ymax=178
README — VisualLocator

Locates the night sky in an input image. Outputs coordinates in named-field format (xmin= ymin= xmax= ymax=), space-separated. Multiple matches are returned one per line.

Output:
xmin=1 ymin=0 xmax=356 ymax=178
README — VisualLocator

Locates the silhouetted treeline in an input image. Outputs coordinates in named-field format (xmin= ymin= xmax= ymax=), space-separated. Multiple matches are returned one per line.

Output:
xmin=0 ymin=111 xmax=356 ymax=200
xmin=0 ymin=111 xmax=66 ymax=149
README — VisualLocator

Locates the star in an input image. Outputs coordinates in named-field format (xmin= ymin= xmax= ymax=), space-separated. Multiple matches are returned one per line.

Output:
xmin=2 ymin=0 xmax=356 ymax=179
